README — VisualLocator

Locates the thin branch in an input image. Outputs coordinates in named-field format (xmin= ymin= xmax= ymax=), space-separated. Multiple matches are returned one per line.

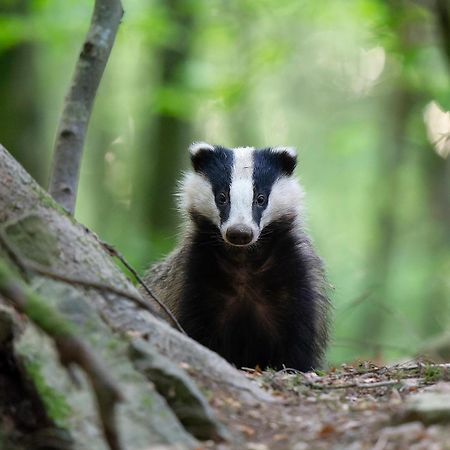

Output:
xmin=0 ymin=260 xmax=124 ymax=450
xmin=262 ymin=367 xmax=403 ymax=391
xmin=99 ymin=239 xmax=186 ymax=335
xmin=26 ymin=260 xmax=162 ymax=317
xmin=48 ymin=0 xmax=123 ymax=214
xmin=302 ymin=379 xmax=402 ymax=390
xmin=0 ymin=228 xmax=186 ymax=334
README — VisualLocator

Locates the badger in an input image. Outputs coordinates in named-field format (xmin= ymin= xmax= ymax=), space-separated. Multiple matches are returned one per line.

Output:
xmin=142 ymin=142 xmax=330 ymax=371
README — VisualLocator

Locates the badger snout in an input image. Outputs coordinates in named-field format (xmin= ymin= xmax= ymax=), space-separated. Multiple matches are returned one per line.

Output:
xmin=225 ymin=224 xmax=254 ymax=246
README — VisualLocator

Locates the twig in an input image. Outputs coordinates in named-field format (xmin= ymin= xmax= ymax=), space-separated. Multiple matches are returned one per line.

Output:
xmin=276 ymin=367 xmax=302 ymax=375
xmin=300 ymin=378 xmax=402 ymax=391
xmin=48 ymin=0 xmax=123 ymax=214
xmin=335 ymin=291 xmax=373 ymax=319
xmin=392 ymin=361 xmax=450 ymax=372
xmin=99 ymin=239 xmax=186 ymax=335
xmin=0 ymin=231 xmax=166 ymax=326
xmin=26 ymin=260 xmax=162 ymax=318
xmin=0 ymin=260 xmax=124 ymax=450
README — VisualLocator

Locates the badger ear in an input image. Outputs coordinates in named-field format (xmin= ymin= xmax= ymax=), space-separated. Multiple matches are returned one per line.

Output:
xmin=271 ymin=146 xmax=297 ymax=175
xmin=189 ymin=142 xmax=215 ymax=172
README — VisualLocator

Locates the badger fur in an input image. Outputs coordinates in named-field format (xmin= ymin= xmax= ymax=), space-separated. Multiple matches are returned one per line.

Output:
xmin=142 ymin=142 xmax=330 ymax=371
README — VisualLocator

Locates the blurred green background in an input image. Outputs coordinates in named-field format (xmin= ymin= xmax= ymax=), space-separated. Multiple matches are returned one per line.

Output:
xmin=1 ymin=0 xmax=449 ymax=365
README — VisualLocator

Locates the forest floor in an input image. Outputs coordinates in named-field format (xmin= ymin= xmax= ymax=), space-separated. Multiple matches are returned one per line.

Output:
xmin=197 ymin=360 xmax=450 ymax=450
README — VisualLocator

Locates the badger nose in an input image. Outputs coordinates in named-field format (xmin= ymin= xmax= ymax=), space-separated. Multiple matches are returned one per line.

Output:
xmin=225 ymin=224 xmax=254 ymax=246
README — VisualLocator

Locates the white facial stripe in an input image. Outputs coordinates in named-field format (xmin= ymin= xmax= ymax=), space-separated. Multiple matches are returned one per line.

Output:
xmin=260 ymin=177 xmax=303 ymax=229
xmin=227 ymin=147 xmax=255 ymax=227
xmin=178 ymin=172 xmax=220 ymax=225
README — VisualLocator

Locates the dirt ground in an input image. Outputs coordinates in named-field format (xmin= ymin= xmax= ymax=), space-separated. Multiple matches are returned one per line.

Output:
xmin=202 ymin=360 xmax=450 ymax=450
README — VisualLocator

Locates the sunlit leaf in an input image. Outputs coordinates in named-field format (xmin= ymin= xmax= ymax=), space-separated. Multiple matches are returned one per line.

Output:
xmin=423 ymin=101 xmax=450 ymax=159
xmin=351 ymin=46 xmax=385 ymax=94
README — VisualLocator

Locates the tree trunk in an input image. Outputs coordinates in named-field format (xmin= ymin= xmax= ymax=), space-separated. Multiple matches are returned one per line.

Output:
xmin=134 ymin=0 xmax=194 ymax=237
xmin=419 ymin=145 xmax=450 ymax=336
xmin=356 ymin=86 xmax=415 ymax=353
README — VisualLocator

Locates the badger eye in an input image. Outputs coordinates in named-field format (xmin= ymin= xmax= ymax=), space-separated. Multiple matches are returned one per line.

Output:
xmin=216 ymin=192 xmax=228 ymax=205
xmin=256 ymin=194 xmax=266 ymax=207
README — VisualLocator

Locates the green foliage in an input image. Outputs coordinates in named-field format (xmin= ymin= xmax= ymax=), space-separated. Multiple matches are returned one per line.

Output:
xmin=0 ymin=0 xmax=449 ymax=365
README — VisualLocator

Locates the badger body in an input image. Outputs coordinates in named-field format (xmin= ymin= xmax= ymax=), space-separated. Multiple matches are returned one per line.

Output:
xmin=143 ymin=143 xmax=329 ymax=371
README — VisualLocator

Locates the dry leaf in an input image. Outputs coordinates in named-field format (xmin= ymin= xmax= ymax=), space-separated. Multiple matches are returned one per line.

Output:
xmin=237 ymin=424 xmax=256 ymax=436
xmin=317 ymin=423 xmax=336 ymax=438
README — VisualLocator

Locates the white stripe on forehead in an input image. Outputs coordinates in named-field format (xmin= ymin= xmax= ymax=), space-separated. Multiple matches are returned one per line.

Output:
xmin=232 ymin=147 xmax=254 ymax=178
xmin=226 ymin=147 xmax=255 ymax=227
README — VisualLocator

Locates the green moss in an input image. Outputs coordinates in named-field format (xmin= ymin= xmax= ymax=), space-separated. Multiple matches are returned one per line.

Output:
xmin=5 ymin=215 xmax=59 ymax=267
xmin=24 ymin=358 xmax=72 ymax=427
xmin=24 ymin=291 xmax=74 ymax=336
xmin=106 ymin=338 xmax=121 ymax=352
xmin=0 ymin=260 xmax=75 ymax=337
xmin=423 ymin=365 xmax=444 ymax=383
xmin=140 ymin=394 xmax=155 ymax=409
xmin=393 ymin=368 xmax=408 ymax=379
xmin=36 ymin=189 xmax=68 ymax=216
xmin=286 ymin=374 xmax=305 ymax=389
xmin=201 ymin=389 xmax=213 ymax=401
xmin=0 ymin=260 xmax=12 ymax=286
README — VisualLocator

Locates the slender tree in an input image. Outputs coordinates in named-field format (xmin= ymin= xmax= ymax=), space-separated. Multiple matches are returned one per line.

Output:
xmin=48 ymin=0 xmax=123 ymax=214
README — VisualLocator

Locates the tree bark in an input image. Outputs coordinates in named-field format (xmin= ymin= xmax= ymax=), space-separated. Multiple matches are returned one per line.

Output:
xmin=48 ymin=0 xmax=124 ymax=214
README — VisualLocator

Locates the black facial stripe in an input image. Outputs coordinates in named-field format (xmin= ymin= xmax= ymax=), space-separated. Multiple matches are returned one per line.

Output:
xmin=252 ymin=148 xmax=287 ymax=225
xmin=195 ymin=146 xmax=234 ymax=223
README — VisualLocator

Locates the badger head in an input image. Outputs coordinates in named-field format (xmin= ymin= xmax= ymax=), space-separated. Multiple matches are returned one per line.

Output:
xmin=179 ymin=142 xmax=303 ymax=247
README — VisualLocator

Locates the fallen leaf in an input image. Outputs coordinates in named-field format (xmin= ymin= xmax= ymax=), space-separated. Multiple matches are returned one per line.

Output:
xmin=237 ymin=424 xmax=256 ymax=436
xmin=317 ymin=423 xmax=336 ymax=438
